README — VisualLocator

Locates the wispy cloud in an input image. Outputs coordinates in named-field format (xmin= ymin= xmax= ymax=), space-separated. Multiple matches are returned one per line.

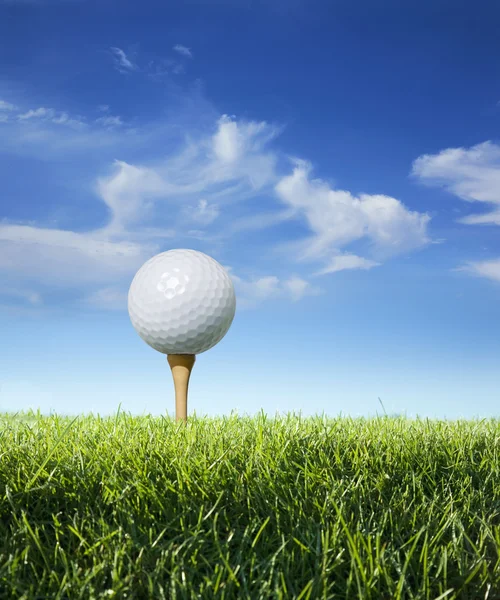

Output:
xmin=146 ymin=58 xmax=184 ymax=81
xmin=0 ymin=99 xmax=17 ymax=111
xmin=227 ymin=270 xmax=322 ymax=309
xmin=412 ymin=141 xmax=500 ymax=225
xmin=173 ymin=44 xmax=193 ymax=59
xmin=185 ymin=199 xmax=220 ymax=225
xmin=0 ymin=92 xmax=432 ymax=311
xmin=110 ymin=47 xmax=137 ymax=73
xmin=0 ymin=97 xmax=143 ymax=158
xmin=0 ymin=223 xmax=155 ymax=288
xmin=18 ymin=107 xmax=55 ymax=120
xmin=453 ymin=258 xmax=500 ymax=283
xmin=283 ymin=276 xmax=322 ymax=301
xmin=82 ymin=286 xmax=129 ymax=310
xmin=412 ymin=141 xmax=500 ymax=284
xmin=275 ymin=159 xmax=431 ymax=271
xmin=17 ymin=106 xmax=87 ymax=129
xmin=95 ymin=115 xmax=123 ymax=128
xmin=106 ymin=47 xmax=188 ymax=81
xmin=313 ymin=254 xmax=381 ymax=276
xmin=96 ymin=160 xmax=173 ymax=235
xmin=94 ymin=114 xmax=281 ymax=238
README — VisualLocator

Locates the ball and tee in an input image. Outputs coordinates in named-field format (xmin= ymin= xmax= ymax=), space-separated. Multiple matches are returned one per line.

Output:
xmin=128 ymin=249 xmax=236 ymax=422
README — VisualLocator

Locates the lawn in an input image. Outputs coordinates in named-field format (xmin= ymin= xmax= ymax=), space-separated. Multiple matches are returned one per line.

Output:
xmin=0 ymin=410 xmax=499 ymax=599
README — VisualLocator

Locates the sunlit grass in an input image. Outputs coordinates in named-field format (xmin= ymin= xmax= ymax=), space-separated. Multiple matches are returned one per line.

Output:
xmin=1 ymin=408 xmax=499 ymax=599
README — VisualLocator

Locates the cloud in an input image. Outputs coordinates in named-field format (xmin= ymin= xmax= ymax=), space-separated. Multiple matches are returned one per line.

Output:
xmin=225 ymin=208 xmax=296 ymax=234
xmin=0 ymin=94 xmax=431 ymax=312
xmin=213 ymin=114 xmax=278 ymax=164
xmin=313 ymin=253 xmax=381 ymax=276
xmin=275 ymin=159 xmax=431 ymax=270
xmin=412 ymin=141 xmax=500 ymax=225
xmin=187 ymin=199 xmax=220 ymax=225
xmin=173 ymin=44 xmax=193 ymax=58
xmin=82 ymin=287 xmax=128 ymax=310
xmin=146 ymin=58 xmax=184 ymax=81
xmin=95 ymin=115 xmax=280 ymax=237
xmin=95 ymin=115 xmax=123 ymax=128
xmin=0 ymin=107 xmax=282 ymax=291
xmin=52 ymin=112 xmax=86 ymax=128
xmin=413 ymin=141 xmax=500 ymax=285
xmin=453 ymin=259 xmax=500 ymax=283
xmin=283 ymin=276 xmax=321 ymax=301
xmin=0 ymin=223 xmax=155 ymax=287
xmin=110 ymin=47 xmax=137 ymax=73
xmin=0 ymin=99 xmax=17 ymax=111
xmin=84 ymin=270 xmax=318 ymax=312
xmin=97 ymin=104 xmax=110 ymax=113
xmin=18 ymin=107 xmax=55 ymax=120
xmin=17 ymin=106 xmax=87 ymax=129
xmin=0 ymin=104 xmax=147 ymax=160
xmin=97 ymin=160 xmax=172 ymax=234
xmin=227 ymin=269 xmax=322 ymax=308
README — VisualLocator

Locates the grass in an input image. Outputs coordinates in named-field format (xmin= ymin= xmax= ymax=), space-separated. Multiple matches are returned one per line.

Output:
xmin=0 ymin=408 xmax=499 ymax=599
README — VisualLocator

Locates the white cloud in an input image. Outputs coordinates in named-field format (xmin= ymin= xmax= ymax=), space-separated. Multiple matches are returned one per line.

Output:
xmin=97 ymin=104 xmax=110 ymax=113
xmin=0 ymin=99 xmax=17 ymax=111
xmin=173 ymin=44 xmax=193 ymax=58
xmin=413 ymin=141 xmax=500 ymax=285
xmin=1 ymin=105 xmax=295 ymax=311
xmin=227 ymin=269 xmax=321 ymax=308
xmin=17 ymin=106 xmax=86 ymax=129
xmin=0 ymin=223 xmax=154 ymax=287
xmin=18 ymin=107 xmax=55 ymax=120
xmin=225 ymin=208 xmax=296 ymax=234
xmin=283 ymin=276 xmax=321 ymax=301
xmin=275 ymin=160 xmax=431 ymax=270
xmin=52 ymin=112 xmax=70 ymax=124
xmin=95 ymin=115 xmax=280 ymax=237
xmin=313 ymin=254 xmax=381 ymax=276
xmin=0 ymin=112 xmax=281 ymax=301
xmin=453 ymin=258 xmax=500 ymax=283
xmin=83 ymin=287 xmax=128 ymax=310
xmin=95 ymin=115 xmax=123 ymax=128
xmin=213 ymin=114 xmax=277 ymax=164
xmin=213 ymin=117 xmax=242 ymax=162
xmin=146 ymin=58 xmax=185 ymax=81
xmin=51 ymin=112 xmax=86 ymax=128
xmin=97 ymin=160 xmax=172 ymax=234
xmin=188 ymin=199 xmax=219 ymax=225
xmin=412 ymin=141 xmax=500 ymax=225
xmin=0 ymin=99 xmax=432 ymax=311
xmin=110 ymin=47 xmax=137 ymax=73
xmin=0 ymin=109 xmax=141 ymax=159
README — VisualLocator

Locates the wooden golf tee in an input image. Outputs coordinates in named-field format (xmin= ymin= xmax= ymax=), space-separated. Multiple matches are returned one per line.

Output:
xmin=167 ymin=354 xmax=196 ymax=422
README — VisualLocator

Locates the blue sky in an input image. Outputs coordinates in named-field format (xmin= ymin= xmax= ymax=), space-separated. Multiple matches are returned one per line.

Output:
xmin=1 ymin=0 xmax=500 ymax=420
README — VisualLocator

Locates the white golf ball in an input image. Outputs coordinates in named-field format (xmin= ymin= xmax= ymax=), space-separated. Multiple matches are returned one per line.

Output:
xmin=128 ymin=249 xmax=236 ymax=355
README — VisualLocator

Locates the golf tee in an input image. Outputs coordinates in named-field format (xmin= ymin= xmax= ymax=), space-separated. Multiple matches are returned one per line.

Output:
xmin=167 ymin=354 xmax=196 ymax=422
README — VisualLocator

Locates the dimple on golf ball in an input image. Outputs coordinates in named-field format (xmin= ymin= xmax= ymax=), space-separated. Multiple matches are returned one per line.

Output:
xmin=128 ymin=249 xmax=236 ymax=355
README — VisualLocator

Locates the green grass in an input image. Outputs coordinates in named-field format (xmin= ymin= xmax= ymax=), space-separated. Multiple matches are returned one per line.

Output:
xmin=0 ymin=409 xmax=499 ymax=599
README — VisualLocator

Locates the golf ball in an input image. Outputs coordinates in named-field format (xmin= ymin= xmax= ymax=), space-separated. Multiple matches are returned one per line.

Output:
xmin=128 ymin=249 xmax=236 ymax=355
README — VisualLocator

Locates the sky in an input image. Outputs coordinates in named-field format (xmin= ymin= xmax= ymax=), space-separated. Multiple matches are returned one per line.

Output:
xmin=1 ymin=0 xmax=500 ymax=420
